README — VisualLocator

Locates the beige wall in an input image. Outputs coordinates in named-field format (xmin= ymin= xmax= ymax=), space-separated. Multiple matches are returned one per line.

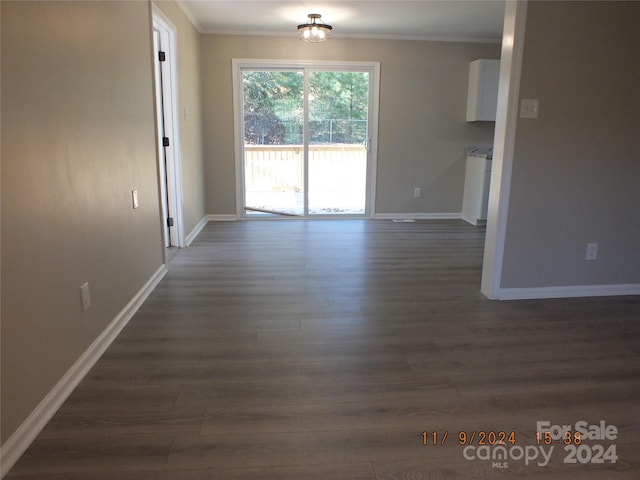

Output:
xmin=200 ymin=35 xmax=500 ymax=215
xmin=500 ymin=1 xmax=640 ymax=288
xmin=153 ymin=1 xmax=206 ymax=235
xmin=1 ymin=1 xmax=164 ymax=442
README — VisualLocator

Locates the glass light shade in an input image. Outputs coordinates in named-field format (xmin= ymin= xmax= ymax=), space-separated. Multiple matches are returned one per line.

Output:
xmin=297 ymin=14 xmax=332 ymax=43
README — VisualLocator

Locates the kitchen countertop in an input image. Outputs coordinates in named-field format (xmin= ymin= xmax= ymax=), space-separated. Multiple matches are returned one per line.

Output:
xmin=466 ymin=146 xmax=493 ymax=159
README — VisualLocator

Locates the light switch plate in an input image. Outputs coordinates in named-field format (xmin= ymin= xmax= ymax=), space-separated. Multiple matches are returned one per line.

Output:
xmin=80 ymin=282 xmax=92 ymax=311
xmin=586 ymin=242 xmax=598 ymax=261
xmin=520 ymin=98 xmax=539 ymax=119
xmin=132 ymin=190 xmax=139 ymax=209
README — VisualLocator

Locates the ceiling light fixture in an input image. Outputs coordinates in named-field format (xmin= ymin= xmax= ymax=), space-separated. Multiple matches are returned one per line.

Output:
xmin=297 ymin=13 xmax=332 ymax=43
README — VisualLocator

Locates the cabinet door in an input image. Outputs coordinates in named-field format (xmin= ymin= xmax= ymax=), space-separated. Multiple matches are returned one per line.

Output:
xmin=480 ymin=160 xmax=492 ymax=219
xmin=466 ymin=59 xmax=500 ymax=121
xmin=462 ymin=157 xmax=491 ymax=225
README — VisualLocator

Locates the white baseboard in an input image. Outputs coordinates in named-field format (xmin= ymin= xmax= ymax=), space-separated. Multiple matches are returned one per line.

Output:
xmin=497 ymin=283 xmax=640 ymax=300
xmin=374 ymin=212 xmax=462 ymax=220
xmin=184 ymin=216 xmax=209 ymax=246
xmin=205 ymin=213 xmax=462 ymax=222
xmin=206 ymin=214 xmax=238 ymax=222
xmin=0 ymin=264 xmax=168 ymax=479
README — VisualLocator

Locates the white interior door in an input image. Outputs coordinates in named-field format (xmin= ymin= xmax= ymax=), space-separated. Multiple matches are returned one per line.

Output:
xmin=152 ymin=30 xmax=171 ymax=246
xmin=152 ymin=10 xmax=184 ymax=247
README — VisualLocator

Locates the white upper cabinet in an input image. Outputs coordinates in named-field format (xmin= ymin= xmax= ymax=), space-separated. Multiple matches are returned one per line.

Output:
xmin=466 ymin=59 xmax=500 ymax=122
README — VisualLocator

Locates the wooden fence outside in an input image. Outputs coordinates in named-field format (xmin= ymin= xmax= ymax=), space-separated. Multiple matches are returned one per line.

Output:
xmin=244 ymin=144 xmax=366 ymax=191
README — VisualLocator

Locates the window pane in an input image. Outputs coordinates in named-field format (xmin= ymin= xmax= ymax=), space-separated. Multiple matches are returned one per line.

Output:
xmin=308 ymin=71 xmax=369 ymax=215
xmin=243 ymin=71 xmax=304 ymax=216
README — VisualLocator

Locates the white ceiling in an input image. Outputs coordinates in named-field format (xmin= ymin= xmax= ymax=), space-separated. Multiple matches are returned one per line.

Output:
xmin=177 ymin=1 xmax=505 ymax=43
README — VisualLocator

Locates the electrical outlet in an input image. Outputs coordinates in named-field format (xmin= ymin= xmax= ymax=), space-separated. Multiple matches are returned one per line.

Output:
xmin=585 ymin=242 xmax=598 ymax=261
xmin=414 ymin=187 xmax=421 ymax=198
xmin=80 ymin=282 xmax=92 ymax=311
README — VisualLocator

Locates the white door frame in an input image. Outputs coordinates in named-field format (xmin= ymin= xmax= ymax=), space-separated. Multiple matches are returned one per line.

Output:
xmin=480 ymin=0 xmax=528 ymax=299
xmin=152 ymin=6 xmax=185 ymax=247
xmin=232 ymin=59 xmax=380 ymax=219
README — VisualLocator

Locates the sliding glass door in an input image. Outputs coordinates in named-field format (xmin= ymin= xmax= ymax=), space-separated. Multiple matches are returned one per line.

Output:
xmin=242 ymin=70 xmax=304 ymax=216
xmin=234 ymin=61 xmax=379 ymax=218
xmin=308 ymin=71 xmax=369 ymax=215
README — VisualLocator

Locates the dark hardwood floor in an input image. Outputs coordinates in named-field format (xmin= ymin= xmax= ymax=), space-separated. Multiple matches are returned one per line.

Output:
xmin=7 ymin=220 xmax=640 ymax=479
